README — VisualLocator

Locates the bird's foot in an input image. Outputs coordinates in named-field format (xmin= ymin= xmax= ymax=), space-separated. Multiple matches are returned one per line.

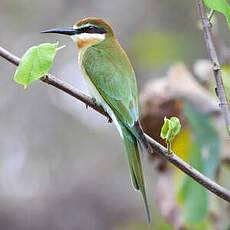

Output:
xmin=86 ymin=97 xmax=99 ymax=109
xmin=92 ymin=97 xmax=102 ymax=107
xmin=92 ymin=97 xmax=97 ymax=104
xmin=107 ymin=116 xmax=113 ymax=123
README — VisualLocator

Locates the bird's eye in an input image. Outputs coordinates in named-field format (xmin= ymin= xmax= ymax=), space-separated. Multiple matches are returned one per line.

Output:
xmin=88 ymin=26 xmax=95 ymax=31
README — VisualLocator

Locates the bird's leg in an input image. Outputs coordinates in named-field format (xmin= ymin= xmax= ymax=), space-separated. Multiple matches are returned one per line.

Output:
xmin=90 ymin=97 xmax=112 ymax=122
xmin=86 ymin=97 xmax=101 ymax=110
xmin=86 ymin=97 xmax=97 ymax=109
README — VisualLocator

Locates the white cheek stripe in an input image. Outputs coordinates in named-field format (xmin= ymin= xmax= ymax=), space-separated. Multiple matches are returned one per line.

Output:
xmin=71 ymin=33 xmax=105 ymax=42
xmin=73 ymin=25 xmax=79 ymax=30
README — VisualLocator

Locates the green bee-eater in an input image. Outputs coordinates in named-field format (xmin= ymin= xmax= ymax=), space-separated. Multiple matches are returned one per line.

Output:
xmin=42 ymin=17 xmax=151 ymax=223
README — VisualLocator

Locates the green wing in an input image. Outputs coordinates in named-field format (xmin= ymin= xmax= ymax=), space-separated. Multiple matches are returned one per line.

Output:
xmin=82 ymin=42 xmax=151 ymax=223
xmin=82 ymin=42 xmax=138 ymax=127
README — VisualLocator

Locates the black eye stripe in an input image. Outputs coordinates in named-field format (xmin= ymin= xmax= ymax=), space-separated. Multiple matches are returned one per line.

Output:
xmin=76 ymin=26 xmax=106 ymax=34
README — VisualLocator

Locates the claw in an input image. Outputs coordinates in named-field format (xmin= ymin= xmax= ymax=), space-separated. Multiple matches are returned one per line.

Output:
xmin=92 ymin=97 xmax=97 ymax=104
xmin=107 ymin=116 xmax=112 ymax=123
xmin=215 ymin=87 xmax=218 ymax=97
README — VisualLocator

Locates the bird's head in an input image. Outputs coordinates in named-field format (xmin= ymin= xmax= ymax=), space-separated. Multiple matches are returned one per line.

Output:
xmin=42 ymin=17 xmax=114 ymax=49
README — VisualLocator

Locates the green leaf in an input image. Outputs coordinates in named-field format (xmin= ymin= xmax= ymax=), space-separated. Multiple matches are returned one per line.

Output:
xmin=161 ymin=116 xmax=181 ymax=143
xmin=203 ymin=0 xmax=230 ymax=26
xmin=14 ymin=43 xmax=58 ymax=88
xmin=161 ymin=117 xmax=170 ymax=139
xmin=179 ymin=142 xmax=208 ymax=226
xmin=184 ymin=103 xmax=220 ymax=180
xmin=168 ymin=117 xmax=181 ymax=143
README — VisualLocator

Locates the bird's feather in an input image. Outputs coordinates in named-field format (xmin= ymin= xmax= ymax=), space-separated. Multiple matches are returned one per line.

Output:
xmin=119 ymin=120 xmax=151 ymax=223
xmin=81 ymin=39 xmax=138 ymax=127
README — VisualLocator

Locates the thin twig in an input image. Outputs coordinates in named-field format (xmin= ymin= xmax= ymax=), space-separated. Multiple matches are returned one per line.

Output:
xmin=1 ymin=45 xmax=230 ymax=202
xmin=196 ymin=0 xmax=230 ymax=137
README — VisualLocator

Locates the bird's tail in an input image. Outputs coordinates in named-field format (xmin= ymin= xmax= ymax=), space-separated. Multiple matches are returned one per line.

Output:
xmin=119 ymin=121 xmax=151 ymax=224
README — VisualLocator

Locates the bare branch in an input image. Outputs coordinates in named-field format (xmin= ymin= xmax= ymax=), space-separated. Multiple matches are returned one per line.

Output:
xmin=196 ymin=0 xmax=230 ymax=137
xmin=0 ymin=46 xmax=21 ymax=65
xmin=1 ymin=45 xmax=230 ymax=203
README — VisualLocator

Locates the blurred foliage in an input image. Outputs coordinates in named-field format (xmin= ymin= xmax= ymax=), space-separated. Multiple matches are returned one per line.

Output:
xmin=173 ymin=104 xmax=220 ymax=228
xmin=114 ymin=218 xmax=175 ymax=230
xmin=184 ymin=104 xmax=220 ymax=180
xmin=154 ymin=220 xmax=176 ymax=230
xmin=129 ymin=32 xmax=185 ymax=69
xmin=172 ymin=129 xmax=191 ymax=164
xmin=218 ymin=164 xmax=230 ymax=230
xmin=177 ymin=141 xmax=209 ymax=227
xmin=203 ymin=0 xmax=230 ymax=26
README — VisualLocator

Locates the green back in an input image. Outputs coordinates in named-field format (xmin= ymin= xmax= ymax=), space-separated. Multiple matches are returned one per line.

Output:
xmin=81 ymin=38 xmax=138 ymax=127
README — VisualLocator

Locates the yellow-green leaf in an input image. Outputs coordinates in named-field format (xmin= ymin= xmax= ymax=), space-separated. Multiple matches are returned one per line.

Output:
xmin=203 ymin=0 xmax=230 ymax=26
xmin=161 ymin=116 xmax=181 ymax=143
xmin=14 ymin=43 xmax=58 ymax=88
xmin=161 ymin=117 xmax=170 ymax=139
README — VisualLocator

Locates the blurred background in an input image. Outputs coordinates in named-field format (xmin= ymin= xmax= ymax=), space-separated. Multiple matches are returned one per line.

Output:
xmin=1 ymin=0 xmax=230 ymax=229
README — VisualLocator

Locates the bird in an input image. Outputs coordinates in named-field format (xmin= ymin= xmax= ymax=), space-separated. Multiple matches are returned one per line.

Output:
xmin=42 ymin=17 xmax=152 ymax=223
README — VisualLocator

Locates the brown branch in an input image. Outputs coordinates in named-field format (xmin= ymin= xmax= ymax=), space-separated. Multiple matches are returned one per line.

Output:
xmin=1 ymin=45 xmax=230 ymax=203
xmin=41 ymin=74 xmax=112 ymax=122
xmin=196 ymin=0 xmax=230 ymax=137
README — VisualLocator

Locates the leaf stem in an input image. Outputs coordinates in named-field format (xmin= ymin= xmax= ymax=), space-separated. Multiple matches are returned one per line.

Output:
xmin=167 ymin=141 xmax=171 ymax=154
xmin=207 ymin=9 xmax=215 ymax=22
xmin=56 ymin=45 xmax=66 ymax=52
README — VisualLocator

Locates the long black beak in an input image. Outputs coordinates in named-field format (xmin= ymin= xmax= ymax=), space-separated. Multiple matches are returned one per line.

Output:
xmin=41 ymin=27 xmax=77 ymax=35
